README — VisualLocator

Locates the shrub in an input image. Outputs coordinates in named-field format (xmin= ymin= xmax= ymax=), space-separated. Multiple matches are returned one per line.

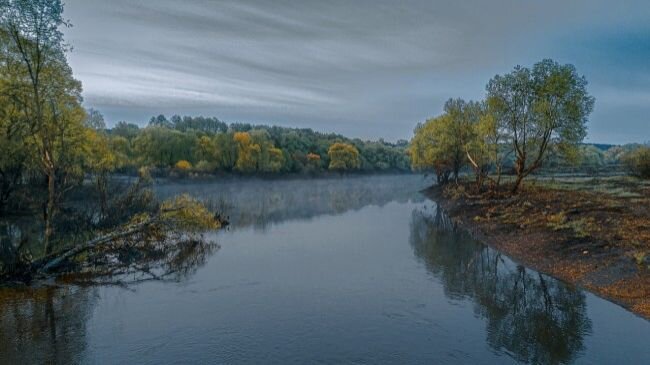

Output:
xmin=175 ymin=160 xmax=192 ymax=170
xmin=195 ymin=160 xmax=216 ymax=173
xmin=622 ymin=146 xmax=650 ymax=179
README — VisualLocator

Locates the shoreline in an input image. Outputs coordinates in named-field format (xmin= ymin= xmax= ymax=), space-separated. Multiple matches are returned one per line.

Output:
xmin=424 ymin=181 xmax=650 ymax=320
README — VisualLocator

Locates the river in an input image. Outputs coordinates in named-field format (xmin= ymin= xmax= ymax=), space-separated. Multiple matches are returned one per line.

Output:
xmin=1 ymin=175 xmax=649 ymax=364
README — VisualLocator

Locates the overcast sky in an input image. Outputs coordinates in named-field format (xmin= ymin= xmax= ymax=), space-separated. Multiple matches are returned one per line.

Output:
xmin=63 ymin=0 xmax=649 ymax=144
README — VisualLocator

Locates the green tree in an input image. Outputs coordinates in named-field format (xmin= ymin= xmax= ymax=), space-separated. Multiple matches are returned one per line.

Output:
xmin=1 ymin=0 xmax=90 ymax=252
xmin=487 ymin=59 xmax=595 ymax=193
xmin=267 ymin=147 xmax=285 ymax=173
xmin=112 ymin=121 xmax=140 ymax=140
xmin=214 ymin=132 xmax=238 ymax=171
xmin=85 ymin=129 xmax=120 ymax=218
xmin=84 ymin=108 xmax=106 ymax=130
xmin=0 ymin=83 xmax=29 ymax=213
xmin=132 ymin=127 xmax=195 ymax=167
xmin=622 ymin=145 xmax=650 ymax=179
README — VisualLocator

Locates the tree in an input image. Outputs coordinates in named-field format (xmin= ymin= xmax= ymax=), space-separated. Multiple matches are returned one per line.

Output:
xmin=1 ymin=0 xmax=90 ymax=253
xmin=487 ymin=59 xmax=594 ymax=193
xmin=84 ymin=107 xmax=106 ymax=130
xmin=85 ymin=129 xmax=120 ymax=218
xmin=267 ymin=147 xmax=285 ymax=173
xmin=233 ymin=131 xmax=260 ymax=173
xmin=132 ymin=127 xmax=195 ymax=168
xmin=622 ymin=145 xmax=650 ymax=179
xmin=0 ymin=48 xmax=30 ymax=213
xmin=305 ymin=153 xmax=322 ymax=172
xmin=441 ymin=99 xmax=476 ymax=182
xmin=328 ymin=142 xmax=360 ymax=172
xmin=148 ymin=114 xmax=171 ymax=128
xmin=112 ymin=121 xmax=140 ymax=140
xmin=409 ymin=115 xmax=457 ymax=184
xmin=214 ymin=132 xmax=238 ymax=171
xmin=464 ymin=104 xmax=497 ymax=189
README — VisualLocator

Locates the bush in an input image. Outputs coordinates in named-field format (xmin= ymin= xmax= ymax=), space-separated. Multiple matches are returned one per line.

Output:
xmin=622 ymin=146 xmax=650 ymax=179
xmin=174 ymin=160 xmax=192 ymax=170
xmin=194 ymin=160 xmax=216 ymax=173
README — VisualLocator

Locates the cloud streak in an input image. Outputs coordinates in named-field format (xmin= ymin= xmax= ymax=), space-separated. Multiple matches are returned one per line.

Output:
xmin=64 ymin=0 xmax=650 ymax=143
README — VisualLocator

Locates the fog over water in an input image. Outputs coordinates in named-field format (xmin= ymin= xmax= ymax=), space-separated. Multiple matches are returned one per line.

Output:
xmin=1 ymin=175 xmax=649 ymax=364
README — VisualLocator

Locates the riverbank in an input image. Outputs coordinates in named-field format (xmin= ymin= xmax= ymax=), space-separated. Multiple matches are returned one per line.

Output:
xmin=425 ymin=176 xmax=650 ymax=320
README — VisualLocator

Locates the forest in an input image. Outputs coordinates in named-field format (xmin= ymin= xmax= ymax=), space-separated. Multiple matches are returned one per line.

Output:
xmin=104 ymin=114 xmax=411 ymax=176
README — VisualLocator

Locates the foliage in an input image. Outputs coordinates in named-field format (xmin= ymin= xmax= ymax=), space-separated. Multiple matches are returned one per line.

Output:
xmin=160 ymin=194 xmax=221 ymax=232
xmin=409 ymin=115 xmax=457 ymax=184
xmin=328 ymin=142 xmax=360 ymax=171
xmin=102 ymin=117 xmax=409 ymax=175
xmin=175 ymin=160 xmax=192 ymax=170
xmin=411 ymin=59 xmax=597 ymax=192
xmin=622 ymin=145 xmax=650 ymax=179
xmin=546 ymin=210 xmax=597 ymax=239
xmin=84 ymin=108 xmax=106 ymax=130
xmin=487 ymin=59 xmax=595 ymax=192
xmin=305 ymin=153 xmax=321 ymax=172
xmin=1 ymin=0 xmax=92 ymax=253
xmin=233 ymin=131 xmax=260 ymax=173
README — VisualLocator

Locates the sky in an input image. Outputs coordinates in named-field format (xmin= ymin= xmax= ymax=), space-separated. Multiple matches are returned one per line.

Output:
xmin=63 ymin=0 xmax=650 ymax=144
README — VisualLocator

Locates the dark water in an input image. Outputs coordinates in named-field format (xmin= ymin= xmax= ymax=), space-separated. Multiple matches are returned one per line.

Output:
xmin=1 ymin=175 xmax=649 ymax=364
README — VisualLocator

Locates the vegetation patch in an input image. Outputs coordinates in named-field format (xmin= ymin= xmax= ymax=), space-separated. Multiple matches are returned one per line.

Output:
xmin=427 ymin=176 xmax=650 ymax=319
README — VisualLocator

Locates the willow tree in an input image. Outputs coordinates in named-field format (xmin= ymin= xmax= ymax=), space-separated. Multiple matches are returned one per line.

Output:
xmin=409 ymin=115 xmax=457 ymax=185
xmin=233 ymin=131 xmax=260 ymax=173
xmin=328 ymin=142 xmax=360 ymax=172
xmin=1 ymin=0 xmax=88 ymax=253
xmin=487 ymin=59 xmax=594 ymax=193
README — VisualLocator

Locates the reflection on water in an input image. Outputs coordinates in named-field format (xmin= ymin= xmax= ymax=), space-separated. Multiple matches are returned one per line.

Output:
xmin=0 ymin=175 xmax=648 ymax=364
xmin=155 ymin=175 xmax=428 ymax=230
xmin=410 ymin=203 xmax=592 ymax=364
xmin=0 ymin=286 xmax=96 ymax=364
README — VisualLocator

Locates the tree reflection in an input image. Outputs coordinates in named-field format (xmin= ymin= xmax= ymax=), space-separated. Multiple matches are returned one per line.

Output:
xmin=0 ymin=236 xmax=217 ymax=363
xmin=410 ymin=202 xmax=592 ymax=364
xmin=0 ymin=286 xmax=95 ymax=364
xmin=155 ymin=175 xmax=429 ymax=230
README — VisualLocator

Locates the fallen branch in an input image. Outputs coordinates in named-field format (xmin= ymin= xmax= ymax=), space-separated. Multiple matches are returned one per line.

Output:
xmin=37 ymin=214 xmax=160 ymax=274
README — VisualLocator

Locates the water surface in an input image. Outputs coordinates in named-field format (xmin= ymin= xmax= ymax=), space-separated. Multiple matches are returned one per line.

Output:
xmin=1 ymin=175 xmax=649 ymax=364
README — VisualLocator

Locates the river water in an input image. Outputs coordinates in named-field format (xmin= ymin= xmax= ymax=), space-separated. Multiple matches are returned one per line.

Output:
xmin=1 ymin=175 xmax=649 ymax=364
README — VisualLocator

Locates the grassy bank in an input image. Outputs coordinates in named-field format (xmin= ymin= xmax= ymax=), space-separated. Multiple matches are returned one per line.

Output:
xmin=426 ymin=176 xmax=650 ymax=320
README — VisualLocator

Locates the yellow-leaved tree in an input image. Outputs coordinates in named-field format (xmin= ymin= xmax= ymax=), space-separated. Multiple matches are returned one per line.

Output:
xmin=234 ymin=132 xmax=261 ymax=173
xmin=328 ymin=143 xmax=360 ymax=172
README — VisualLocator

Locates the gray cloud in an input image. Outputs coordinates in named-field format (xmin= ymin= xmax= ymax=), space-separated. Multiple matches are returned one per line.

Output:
xmin=64 ymin=0 xmax=650 ymax=143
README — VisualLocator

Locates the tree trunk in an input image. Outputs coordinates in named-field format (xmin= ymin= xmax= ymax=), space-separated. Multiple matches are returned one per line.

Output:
xmin=39 ymin=214 xmax=159 ymax=273
xmin=97 ymin=172 xmax=108 ymax=220
xmin=475 ymin=173 xmax=483 ymax=191
xmin=44 ymin=171 xmax=55 ymax=255
xmin=495 ymin=165 xmax=502 ymax=189
xmin=511 ymin=173 xmax=525 ymax=194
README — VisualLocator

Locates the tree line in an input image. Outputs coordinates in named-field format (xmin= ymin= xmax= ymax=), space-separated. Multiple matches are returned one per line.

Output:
xmin=99 ymin=113 xmax=409 ymax=176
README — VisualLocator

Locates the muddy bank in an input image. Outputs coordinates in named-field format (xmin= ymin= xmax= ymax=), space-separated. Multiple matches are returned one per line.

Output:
xmin=425 ymin=179 xmax=650 ymax=320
